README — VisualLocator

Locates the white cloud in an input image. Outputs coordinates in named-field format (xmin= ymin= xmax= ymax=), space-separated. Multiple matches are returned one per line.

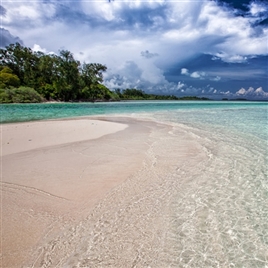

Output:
xmin=2 ymin=2 xmax=56 ymax=27
xmin=212 ymin=87 xmax=268 ymax=99
xmin=4 ymin=0 xmax=266 ymax=65
xmin=255 ymin=87 xmax=266 ymax=94
xmin=210 ymin=76 xmax=221 ymax=81
xmin=32 ymin=44 xmax=46 ymax=53
xmin=3 ymin=1 xmax=267 ymax=64
xmin=199 ymin=2 xmax=267 ymax=60
xmin=250 ymin=2 xmax=268 ymax=16
xmin=190 ymin=71 xmax=206 ymax=79
xmin=190 ymin=72 xmax=200 ymax=78
xmin=32 ymin=44 xmax=55 ymax=55
xmin=237 ymin=88 xmax=247 ymax=95
xmin=1 ymin=0 xmax=267 ymax=97
xmin=181 ymin=68 xmax=216 ymax=81
xmin=214 ymin=53 xmax=248 ymax=63
xmin=181 ymin=68 xmax=189 ymax=75
xmin=104 ymin=59 xmax=169 ymax=91
xmin=236 ymin=87 xmax=268 ymax=98
xmin=177 ymin=82 xmax=185 ymax=90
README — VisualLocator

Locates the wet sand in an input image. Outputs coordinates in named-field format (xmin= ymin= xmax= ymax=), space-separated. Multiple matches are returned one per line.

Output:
xmin=1 ymin=116 xmax=206 ymax=267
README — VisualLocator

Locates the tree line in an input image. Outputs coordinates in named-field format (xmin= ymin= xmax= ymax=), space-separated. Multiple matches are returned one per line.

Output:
xmin=0 ymin=43 xmax=209 ymax=103
xmin=114 ymin=88 xmax=209 ymax=101
xmin=0 ymin=43 xmax=117 ymax=103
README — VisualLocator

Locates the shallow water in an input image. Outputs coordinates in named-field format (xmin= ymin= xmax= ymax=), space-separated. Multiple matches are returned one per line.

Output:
xmin=2 ymin=101 xmax=268 ymax=267
xmin=162 ymin=120 xmax=268 ymax=267
xmin=142 ymin=103 xmax=268 ymax=266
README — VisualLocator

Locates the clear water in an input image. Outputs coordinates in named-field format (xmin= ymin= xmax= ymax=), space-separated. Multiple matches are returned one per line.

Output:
xmin=1 ymin=100 xmax=267 ymax=144
xmin=148 ymin=103 xmax=268 ymax=267
xmin=0 ymin=100 xmax=266 ymax=125
xmin=2 ymin=101 xmax=268 ymax=266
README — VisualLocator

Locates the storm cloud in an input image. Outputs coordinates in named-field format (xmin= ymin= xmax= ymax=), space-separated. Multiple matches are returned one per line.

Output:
xmin=1 ymin=0 xmax=268 ymax=99
xmin=0 ymin=28 xmax=23 ymax=47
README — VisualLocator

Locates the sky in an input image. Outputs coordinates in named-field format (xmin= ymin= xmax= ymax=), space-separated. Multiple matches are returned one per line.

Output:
xmin=1 ymin=0 xmax=268 ymax=99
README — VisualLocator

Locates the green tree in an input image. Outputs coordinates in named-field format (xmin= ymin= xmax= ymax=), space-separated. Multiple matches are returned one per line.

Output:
xmin=80 ymin=63 xmax=107 ymax=101
xmin=0 ymin=44 xmax=111 ymax=102
xmin=54 ymin=50 xmax=80 ymax=101
xmin=0 ymin=66 xmax=20 ymax=88
xmin=0 ymin=43 xmax=39 ymax=87
xmin=35 ymin=54 xmax=60 ymax=100
xmin=122 ymin=88 xmax=146 ymax=99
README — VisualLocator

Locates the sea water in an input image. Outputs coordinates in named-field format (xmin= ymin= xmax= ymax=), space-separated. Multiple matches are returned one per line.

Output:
xmin=1 ymin=101 xmax=268 ymax=266
xmin=148 ymin=103 xmax=268 ymax=267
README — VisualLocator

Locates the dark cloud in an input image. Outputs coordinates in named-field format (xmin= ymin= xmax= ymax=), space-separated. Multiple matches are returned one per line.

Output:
xmin=259 ymin=17 xmax=268 ymax=25
xmin=114 ymin=2 xmax=169 ymax=30
xmin=216 ymin=0 xmax=251 ymax=12
xmin=0 ymin=5 xmax=7 ymax=16
xmin=53 ymin=3 xmax=100 ymax=26
xmin=47 ymin=1 xmax=169 ymax=32
xmin=141 ymin=50 xmax=159 ymax=59
xmin=164 ymin=54 xmax=268 ymax=95
xmin=1 ymin=0 xmax=267 ymax=99
xmin=0 ymin=28 xmax=23 ymax=48
xmin=78 ymin=2 xmax=169 ymax=31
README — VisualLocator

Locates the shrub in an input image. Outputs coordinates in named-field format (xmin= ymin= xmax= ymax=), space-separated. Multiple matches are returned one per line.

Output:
xmin=0 ymin=89 xmax=12 ymax=103
xmin=0 ymin=87 xmax=44 ymax=103
xmin=0 ymin=66 xmax=20 ymax=88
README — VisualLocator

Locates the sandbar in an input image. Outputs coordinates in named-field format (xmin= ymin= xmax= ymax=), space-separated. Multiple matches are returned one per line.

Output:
xmin=1 ymin=118 xmax=128 ymax=156
xmin=1 ymin=116 xmax=205 ymax=267
xmin=1 ymin=117 xmax=150 ymax=267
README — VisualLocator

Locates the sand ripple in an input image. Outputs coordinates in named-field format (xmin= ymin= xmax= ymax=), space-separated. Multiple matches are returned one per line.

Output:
xmin=2 ymin=117 xmax=267 ymax=267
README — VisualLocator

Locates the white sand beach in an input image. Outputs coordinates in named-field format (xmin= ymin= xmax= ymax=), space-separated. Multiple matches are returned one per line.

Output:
xmin=1 ymin=117 xmax=179 ymax=267
xmin=5 ymin=115 xmax=265 ymax=268
xmin=1 ymin=116 xmax=201 ymax=267
xmin=2 ymin=110 xmax=267 ymax=268
xmin=1 ymin=118 xmax=139 ymax=267
xmin=1 ymin=118 xmax=128 ymax=156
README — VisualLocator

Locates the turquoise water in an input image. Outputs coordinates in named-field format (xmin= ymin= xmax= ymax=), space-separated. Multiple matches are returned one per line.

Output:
xmin=2 ymin=101 xmax=268 ymax=266
xmin=0 ymin=101 xmax=265 ymax=121
xmin=1 ymin=101 xmax=267 ymax=140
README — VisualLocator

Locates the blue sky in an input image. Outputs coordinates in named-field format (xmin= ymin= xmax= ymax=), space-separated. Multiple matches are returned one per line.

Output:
xmin=1 ymin=0 xmax=268 ymax=99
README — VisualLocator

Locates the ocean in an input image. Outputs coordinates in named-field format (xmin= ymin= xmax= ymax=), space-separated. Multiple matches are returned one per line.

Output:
xmin=1 ymin=101 xmax=268 ymax=267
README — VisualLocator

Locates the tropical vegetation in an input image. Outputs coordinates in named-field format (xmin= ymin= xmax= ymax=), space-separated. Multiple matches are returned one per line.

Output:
xmin=0 ymin=43 xmax=209 ymax=103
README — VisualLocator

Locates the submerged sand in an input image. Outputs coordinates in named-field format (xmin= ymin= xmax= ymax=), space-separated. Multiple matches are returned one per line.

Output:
xmin=1 ymin=116 xmax=206 ymax=267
